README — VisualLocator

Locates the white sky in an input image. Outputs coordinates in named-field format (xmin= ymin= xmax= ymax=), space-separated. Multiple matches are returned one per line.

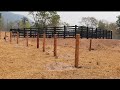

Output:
xmin=11 ymin=11 xmax=120 ymax=25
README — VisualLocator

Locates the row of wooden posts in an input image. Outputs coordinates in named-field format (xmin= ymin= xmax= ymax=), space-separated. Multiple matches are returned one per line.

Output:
xmin=4 ymin=31 xmax=92 ymax=68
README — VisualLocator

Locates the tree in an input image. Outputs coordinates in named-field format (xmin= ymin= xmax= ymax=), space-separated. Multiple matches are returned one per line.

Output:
xmin=116 ymin=15 xmax=120 ymax=27
xmin=0 ymin=13 xmax=4 ymax=31
xmin=79 ymin=17 xmax=98 ymax=28
xmin=28 ymin=11 xmax=60 ymax=28
xmin=19 ymin=20 xmax=30 ymax=28
xmin=8 ymin=21 xmax=14 ymax=30
xmin=49 ymin=13 xmax=60 ymax=27
xmin=107 ymin=23 xmax=117 ymax=30
xmin=60 ymin=22 xmax=70 ymax=26
xmin=98 ymin=20 xmax=106 ymax=30
xmin=15 ymin=20 xmax=20 ymax=28
xmin=21 ymin=17 xmax=30 ymax=28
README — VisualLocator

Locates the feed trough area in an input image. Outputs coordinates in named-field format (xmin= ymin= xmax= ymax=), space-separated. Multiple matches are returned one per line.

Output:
xmin=0 ymin=31 xmax=120 ymax=79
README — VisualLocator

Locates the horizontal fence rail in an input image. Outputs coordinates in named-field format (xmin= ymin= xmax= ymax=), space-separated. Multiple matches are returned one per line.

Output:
xmin=10 ymin=25 xmax=112 ymax=39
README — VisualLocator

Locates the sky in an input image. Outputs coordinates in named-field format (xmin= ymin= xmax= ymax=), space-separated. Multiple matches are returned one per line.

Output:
xmin=11 ymin=11 xmax=120 ymax=25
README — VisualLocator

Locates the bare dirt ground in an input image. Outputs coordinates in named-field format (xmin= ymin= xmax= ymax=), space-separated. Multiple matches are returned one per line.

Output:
xmin=1 ymin=31 xmax=120 ymax=79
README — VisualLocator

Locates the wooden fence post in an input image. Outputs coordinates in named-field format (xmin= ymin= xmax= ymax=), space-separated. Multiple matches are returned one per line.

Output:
xmin=87 ymin=27 xmax=88 ymax=39
xmin=17 ymin=31 xmax=19 ymax=44
xmin=54 ymin=34 xmax=57 ymax=57
xmin=30 ymin=28 xmax=31 ymax=37
xmin=26 ymin=32 xmax=28 ymax=47
xmin=75 ymin=34 xmax=80 ymax=68
xmin=37 ymin=32 xmax=39 ymax=48
xmin=100 ymin=29 xmax=101 ymax=39
xmin=103 ymin=30 xmax=104 ymax=39
xmin=111 ymin=30 xmax=112 ymax=39
xmin=54 ymin=27 xmax=56 ymax=35
xmin=75 ymin=25 xmax=77 ymax=39
xmin=5 ymin=32 xmax=6 ymax=41
xmin=64 ymin=25 xmax=66 ymax=39
xmin=96 ymin=28 xmax=97 ymax=39
xmin=10 ymin=31 xmax=12 ymax=43
xmin=24 ymin=28 xmax=25 ymax=38
xmin=91 ymin=28 xmax=93 ymax=38
xmin=43 ymin=33 xmax=46 ymax=52
xmin=106 ymin=30 xmax=107 ymax=39
xmin=81 ymin=26 xmax=83 ymax=39
xmin=89 ymin=38 xmax=92 ymax=51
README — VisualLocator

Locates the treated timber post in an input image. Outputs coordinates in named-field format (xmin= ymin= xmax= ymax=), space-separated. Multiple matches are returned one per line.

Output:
xmin=10 ymin=31 xmax=12 ymax=43
xmin=103 ymin=30 xmax=104 ymax=39
xmin=75 ymin=34 xmax=80 ymax=68
xmin=30 ymin=28 xmax=31 ymax=37
xmin=100 ymin=29 xmax=101 ymax=39
xmin=89 ymin=38 xmax=92 ymax=51
xmin=111 ymin=30 xmax=112 ymax=39
xmin=87 ymin=27 xmax=88 ymax=39
xmin=64 ymin=25 xmax=66 ymax=39
xmin=43 ymin=33 xmax=46 ymax=52
xmin=26 ymin=32 xmax=28 ymax=47
xmin=75 ymin=25 xmax=77 ymax=39
xmin=96 ymin=28 xmax=97 ymax=39
xmin=54 ymin=34 xmax=57 ymax=57
xmin=106 ymin=30 xmax=107 ymax=39
xmin=81 ymin=26 xmax=83 ymax=39
xmin=5 ymin=32 xmax=6 ymax=41
xmin=54 ymin=27 xmax=56 ymax=34
xmin=24 ymin=28 xmax=25 ymax=37
xmin=91 ymin=28 xmax=93 ymax=39
xmin=17 ymin=31 xmax=19 ymax=44
xmin=37 ymin=31 xmax=39 ymax=48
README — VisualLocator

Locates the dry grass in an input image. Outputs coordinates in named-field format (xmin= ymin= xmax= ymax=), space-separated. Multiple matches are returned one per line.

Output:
xmin=0 ymin=31 xmax=120 ymax=79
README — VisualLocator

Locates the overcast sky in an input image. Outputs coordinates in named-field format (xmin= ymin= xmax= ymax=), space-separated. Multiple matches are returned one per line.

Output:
xmin=11 ymin=11 xmax=120 ymax=25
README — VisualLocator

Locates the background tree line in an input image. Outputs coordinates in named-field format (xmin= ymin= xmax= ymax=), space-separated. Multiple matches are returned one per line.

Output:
xmin=1 ymin=12 xmax=120 ymax=39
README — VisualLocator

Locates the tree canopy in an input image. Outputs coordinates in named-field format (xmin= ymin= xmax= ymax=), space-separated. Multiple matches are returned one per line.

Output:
xmin=28 ymin=11 xmax=60 ymax=28
xmin=79 ymin=17 xmax=98 ymax=28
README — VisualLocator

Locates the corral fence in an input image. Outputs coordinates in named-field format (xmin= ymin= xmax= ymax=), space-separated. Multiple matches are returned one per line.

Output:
xmin=10 ymin=25 xmax=112 ymax=39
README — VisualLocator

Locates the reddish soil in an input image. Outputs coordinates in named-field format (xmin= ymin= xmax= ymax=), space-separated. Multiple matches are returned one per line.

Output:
xmin=0 ymin=31 xmax=120 ymax=79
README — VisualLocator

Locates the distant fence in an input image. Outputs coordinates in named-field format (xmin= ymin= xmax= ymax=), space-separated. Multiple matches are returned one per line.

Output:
xmin=10 ymin=25 xmax=112 ymax=39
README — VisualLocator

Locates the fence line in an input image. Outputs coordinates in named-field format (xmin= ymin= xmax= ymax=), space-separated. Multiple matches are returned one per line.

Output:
xmin=10 ymin=25 xmax=112 ymax=39
xmin=2 ymin=30 xmax=112 ymax=68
